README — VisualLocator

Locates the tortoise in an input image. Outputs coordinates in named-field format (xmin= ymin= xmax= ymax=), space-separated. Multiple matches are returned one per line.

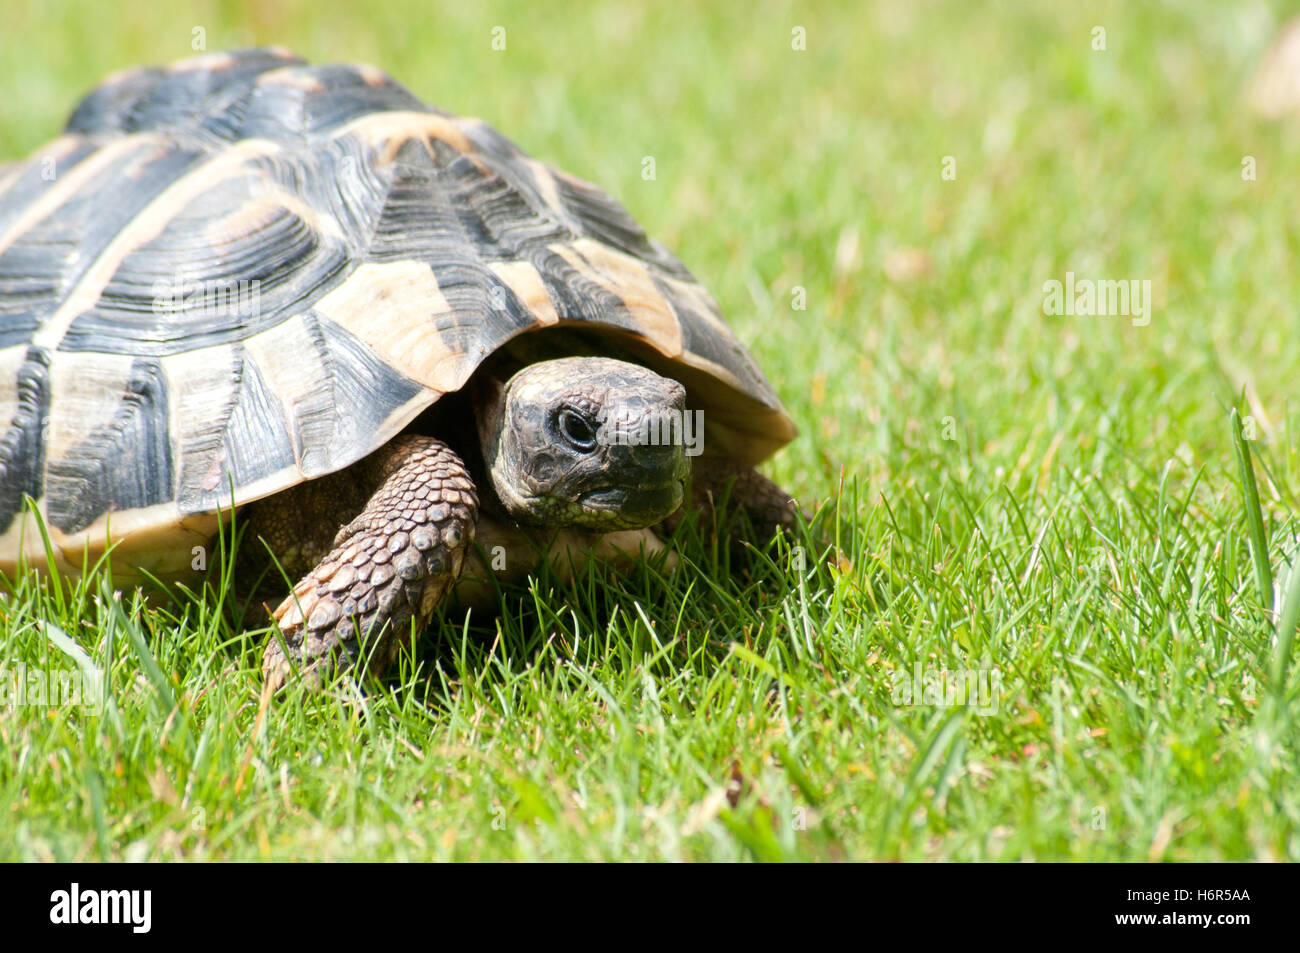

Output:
xmin=0 ymin=48 xmax=799 ymax=689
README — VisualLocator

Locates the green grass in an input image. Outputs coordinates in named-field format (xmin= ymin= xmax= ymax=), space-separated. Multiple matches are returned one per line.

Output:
xmin=3 ymin=0 xmax=1300 ymax=860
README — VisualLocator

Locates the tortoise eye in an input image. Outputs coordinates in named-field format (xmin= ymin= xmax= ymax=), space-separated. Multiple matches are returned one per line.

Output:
xmin=557 ymin=408 xmax=598 ymax=452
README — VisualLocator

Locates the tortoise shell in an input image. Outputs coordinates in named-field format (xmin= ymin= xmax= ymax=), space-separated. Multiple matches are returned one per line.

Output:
xmin=0 ymin=48 xmax=795 ymax=578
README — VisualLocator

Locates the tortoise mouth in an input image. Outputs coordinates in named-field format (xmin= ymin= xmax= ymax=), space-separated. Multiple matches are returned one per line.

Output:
xmin=579 ymin=480 xmax=684 ymax=527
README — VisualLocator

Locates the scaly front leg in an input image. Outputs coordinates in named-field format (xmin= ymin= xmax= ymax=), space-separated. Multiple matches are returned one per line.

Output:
xmin=262 ymin=435 xmax=478 ymax=691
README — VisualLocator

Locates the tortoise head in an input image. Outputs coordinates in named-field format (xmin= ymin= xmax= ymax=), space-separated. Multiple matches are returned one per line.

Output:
xmin=478 ymin=357 xmax=694 ymax=529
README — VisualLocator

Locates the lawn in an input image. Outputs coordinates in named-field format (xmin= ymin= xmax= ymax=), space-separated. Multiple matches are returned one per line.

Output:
xmin=2 ymin=0 xmax=1299 ymax=861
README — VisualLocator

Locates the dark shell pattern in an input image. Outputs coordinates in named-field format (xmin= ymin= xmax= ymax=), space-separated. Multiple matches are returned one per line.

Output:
xmin=0 ymin=48 xmax=793 ymax=575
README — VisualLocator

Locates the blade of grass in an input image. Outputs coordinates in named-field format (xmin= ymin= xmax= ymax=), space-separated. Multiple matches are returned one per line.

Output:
xmin=1231 ymin=408 xmax=1273 ymax=614
xmin=1271 ymin=541 xmax=1300 ymax=699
